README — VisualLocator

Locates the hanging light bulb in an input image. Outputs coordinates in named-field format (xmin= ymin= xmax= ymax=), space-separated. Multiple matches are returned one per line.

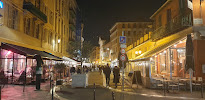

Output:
xmin=139 ymin=50 xmax=142 ymax=54
xmin=135 ymin=51 xmax=138 ymax=54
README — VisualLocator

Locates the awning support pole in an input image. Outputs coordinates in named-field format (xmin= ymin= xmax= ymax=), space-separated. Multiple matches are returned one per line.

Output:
xmin=12 ymin=53 xmax=14 ymax=84
xmin=23 ymin=57 xmax=27 ymax=92
xmin=169 ymin=48 xmax=172 ymax=80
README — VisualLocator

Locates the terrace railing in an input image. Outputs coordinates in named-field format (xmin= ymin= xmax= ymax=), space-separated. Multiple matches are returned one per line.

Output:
xmin=151 ymin=12 xmax=192 ymax=41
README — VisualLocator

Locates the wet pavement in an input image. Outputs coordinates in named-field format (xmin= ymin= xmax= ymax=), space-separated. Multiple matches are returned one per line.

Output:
xmin=1 ymin=81 xmax=58 ymax=100
xmin=55 ymin=71 xmax=205 ymax=100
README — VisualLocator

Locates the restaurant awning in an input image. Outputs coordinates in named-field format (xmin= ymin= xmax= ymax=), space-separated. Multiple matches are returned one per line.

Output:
xmin=0 ymin=43 xmax=62 ymax=60
xmin=129 ymin=27 xmax=192 ymax=62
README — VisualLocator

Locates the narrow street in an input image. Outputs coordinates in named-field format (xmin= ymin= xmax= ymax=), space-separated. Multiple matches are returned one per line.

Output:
xmin=55 ymin=71 xmax=203 ymax=100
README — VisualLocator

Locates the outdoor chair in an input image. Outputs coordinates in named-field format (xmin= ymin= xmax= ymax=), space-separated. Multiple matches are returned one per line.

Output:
xmin=192 ymin=77 xmax=201 ymax=90
xmin=192 ymin=77 xmax=202 ymax=90
xmin=156 ymin=78 xmax=164 ymax=90
xmin=168 ymin=80 xmax=178 ymax=92
xmin=177 ymin=79 xmax=186 ymax=91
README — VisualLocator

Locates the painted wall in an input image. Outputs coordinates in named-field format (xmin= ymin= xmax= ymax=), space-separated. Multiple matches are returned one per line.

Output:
xmin=193 ymin=40 xmax=205 ymax=79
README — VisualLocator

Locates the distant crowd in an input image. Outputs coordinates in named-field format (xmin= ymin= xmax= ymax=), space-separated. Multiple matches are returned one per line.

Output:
xmin=69 ymin=64 xmax=120 ymax=88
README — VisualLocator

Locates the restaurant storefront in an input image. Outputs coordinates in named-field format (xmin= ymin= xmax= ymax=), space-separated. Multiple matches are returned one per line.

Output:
xmin=127 ymin=37 xmax=188 ymax=88
xmin=0 ymin=43 xmax=62 ymax=84
xmin=150 ymin=38 xmax=187 ymax=79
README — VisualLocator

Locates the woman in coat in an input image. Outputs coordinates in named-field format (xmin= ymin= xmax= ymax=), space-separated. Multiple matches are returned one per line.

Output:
xmin=113 ymin=66 xmax=120 ymax=88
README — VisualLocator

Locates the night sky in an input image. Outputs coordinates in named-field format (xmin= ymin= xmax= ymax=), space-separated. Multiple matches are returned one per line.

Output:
xmin=76 ymin=0 xmax=167 ymax=45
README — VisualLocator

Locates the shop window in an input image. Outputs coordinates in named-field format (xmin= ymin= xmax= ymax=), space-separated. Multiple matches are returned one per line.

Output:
xmin=160 ymin=51 xmax=167 ymax=73
xmin=150 ymin=57 xmax=156 ymax=74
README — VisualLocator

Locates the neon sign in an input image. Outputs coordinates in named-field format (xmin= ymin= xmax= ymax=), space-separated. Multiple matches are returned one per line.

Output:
xmin=0 ymin=1 xmax=3 ymax=9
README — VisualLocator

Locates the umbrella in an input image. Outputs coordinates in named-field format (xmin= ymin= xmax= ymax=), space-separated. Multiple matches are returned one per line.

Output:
xmin=185 ymin=34 xmax=194 ymax=71
xmin=185 ymin=34 xmax=195 ymax=93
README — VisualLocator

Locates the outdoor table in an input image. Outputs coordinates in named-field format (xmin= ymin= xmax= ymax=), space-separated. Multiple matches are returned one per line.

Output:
xmin=179 ymin=79 xmax=190 ymax=81
xmin=179 ymin=78 xmax=190 ymax=90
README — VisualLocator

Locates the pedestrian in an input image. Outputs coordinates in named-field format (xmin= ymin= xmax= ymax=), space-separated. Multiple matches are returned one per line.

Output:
xmin=113 ymin=66 xmax=120 ymax=88
xmin=103 ymin=64 xmax=111 ymax=87
xmin=70 ymin=66 xmax=76 ymax=75
xmin=77 ymin=67 xmax=81 ymax=74
xmin=99 ymin=66 xmax=102 ymax=75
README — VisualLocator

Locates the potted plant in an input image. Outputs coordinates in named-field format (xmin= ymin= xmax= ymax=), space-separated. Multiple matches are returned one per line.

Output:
xmin=54 ymin=63 xmax=66 ymax=85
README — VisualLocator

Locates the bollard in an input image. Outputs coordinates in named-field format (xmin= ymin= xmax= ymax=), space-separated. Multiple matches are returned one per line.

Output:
xmin=94 ymin=83 xmax=96 ymax=100
xmin=163 ymin=78 xmax=166 ymax=96
xmin=201 ymin=82 xmax=203 ymax=98
xmin=52 ymin=83 xmax=54 ymax=100
xmin=112 ymin=91 xmax=115 ymax=100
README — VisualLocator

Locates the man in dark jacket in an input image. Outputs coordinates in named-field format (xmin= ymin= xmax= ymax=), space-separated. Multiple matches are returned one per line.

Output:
xmin=113 ymin=66 xmax=120 ymax=88
xmin=70 ymin=66 xmax=76 ymax=75
xmin=103 ymin=64 xmax=111 ymax=87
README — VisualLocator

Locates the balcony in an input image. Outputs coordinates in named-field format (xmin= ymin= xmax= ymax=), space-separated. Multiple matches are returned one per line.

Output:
xmin=23 ymin=1 xmax=47 ymax=23
xmin=151 ymin=12 xmax=192 ymax=41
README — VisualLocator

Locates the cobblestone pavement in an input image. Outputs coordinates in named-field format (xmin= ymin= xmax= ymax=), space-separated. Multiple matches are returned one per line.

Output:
xmin=1 ymin=81 xmax=58 ymax=100
xmin=55 ymin=71 xmax=205 ymax=100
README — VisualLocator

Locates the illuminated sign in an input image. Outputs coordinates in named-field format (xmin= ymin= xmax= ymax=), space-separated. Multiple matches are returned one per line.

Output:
xmin=0 ymin=1 xmax=3 ymax=9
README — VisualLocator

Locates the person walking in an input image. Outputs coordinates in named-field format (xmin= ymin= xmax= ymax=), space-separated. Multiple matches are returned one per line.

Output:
xmin=77 ymin=67 xmax=81 ymax=74
xmin=99 ymin=66 xmax=102 ymax=75
xmin=70 ymin=66 xmax=76 ymax=75
xmin=103 ymin=64 xmax=111 ymax=87
xmin=113 ymin=66 xmax=120 ymax=88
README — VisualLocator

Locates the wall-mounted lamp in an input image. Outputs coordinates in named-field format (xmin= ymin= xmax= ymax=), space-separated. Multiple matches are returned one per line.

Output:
xmin=58 ymin=39 xmax=61 ymax=43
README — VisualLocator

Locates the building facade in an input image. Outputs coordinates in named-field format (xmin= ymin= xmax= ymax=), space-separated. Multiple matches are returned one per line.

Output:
xmin=0 ymin=0 xmax=78 ymax=84
xmin=69 ymin=0 xmax=77 ymax=41
xmin=126 ymin=0 xmax=205 ymax=87
xmin=89 ymin=46 xmax=100 ymax=66
xmin=109 ymin=22 xmax=152 ymax=66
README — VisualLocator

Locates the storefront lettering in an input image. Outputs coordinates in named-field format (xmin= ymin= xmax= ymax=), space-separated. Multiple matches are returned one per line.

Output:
xmin=182 ymin=13 xmax=192 ymax=26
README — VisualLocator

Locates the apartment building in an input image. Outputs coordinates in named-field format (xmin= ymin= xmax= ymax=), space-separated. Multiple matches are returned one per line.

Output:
xmin=0 ymin=0 xmax=79 ymax=84
xmin=109 ymin=22 xmax=152 ymax=66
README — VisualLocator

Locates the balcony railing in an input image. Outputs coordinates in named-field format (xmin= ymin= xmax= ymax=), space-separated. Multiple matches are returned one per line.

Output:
xmin=151 ymin=12 xmax=192 ymax=41
xmin=23 ymin=1 xmax=47 ymax=23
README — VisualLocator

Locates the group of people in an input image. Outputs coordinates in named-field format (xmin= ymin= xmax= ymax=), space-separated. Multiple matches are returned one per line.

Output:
xmin=101 ymin=64 xmax=120 ymax=88
xmin=70 ymin=66 xmax=92 ymax=75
